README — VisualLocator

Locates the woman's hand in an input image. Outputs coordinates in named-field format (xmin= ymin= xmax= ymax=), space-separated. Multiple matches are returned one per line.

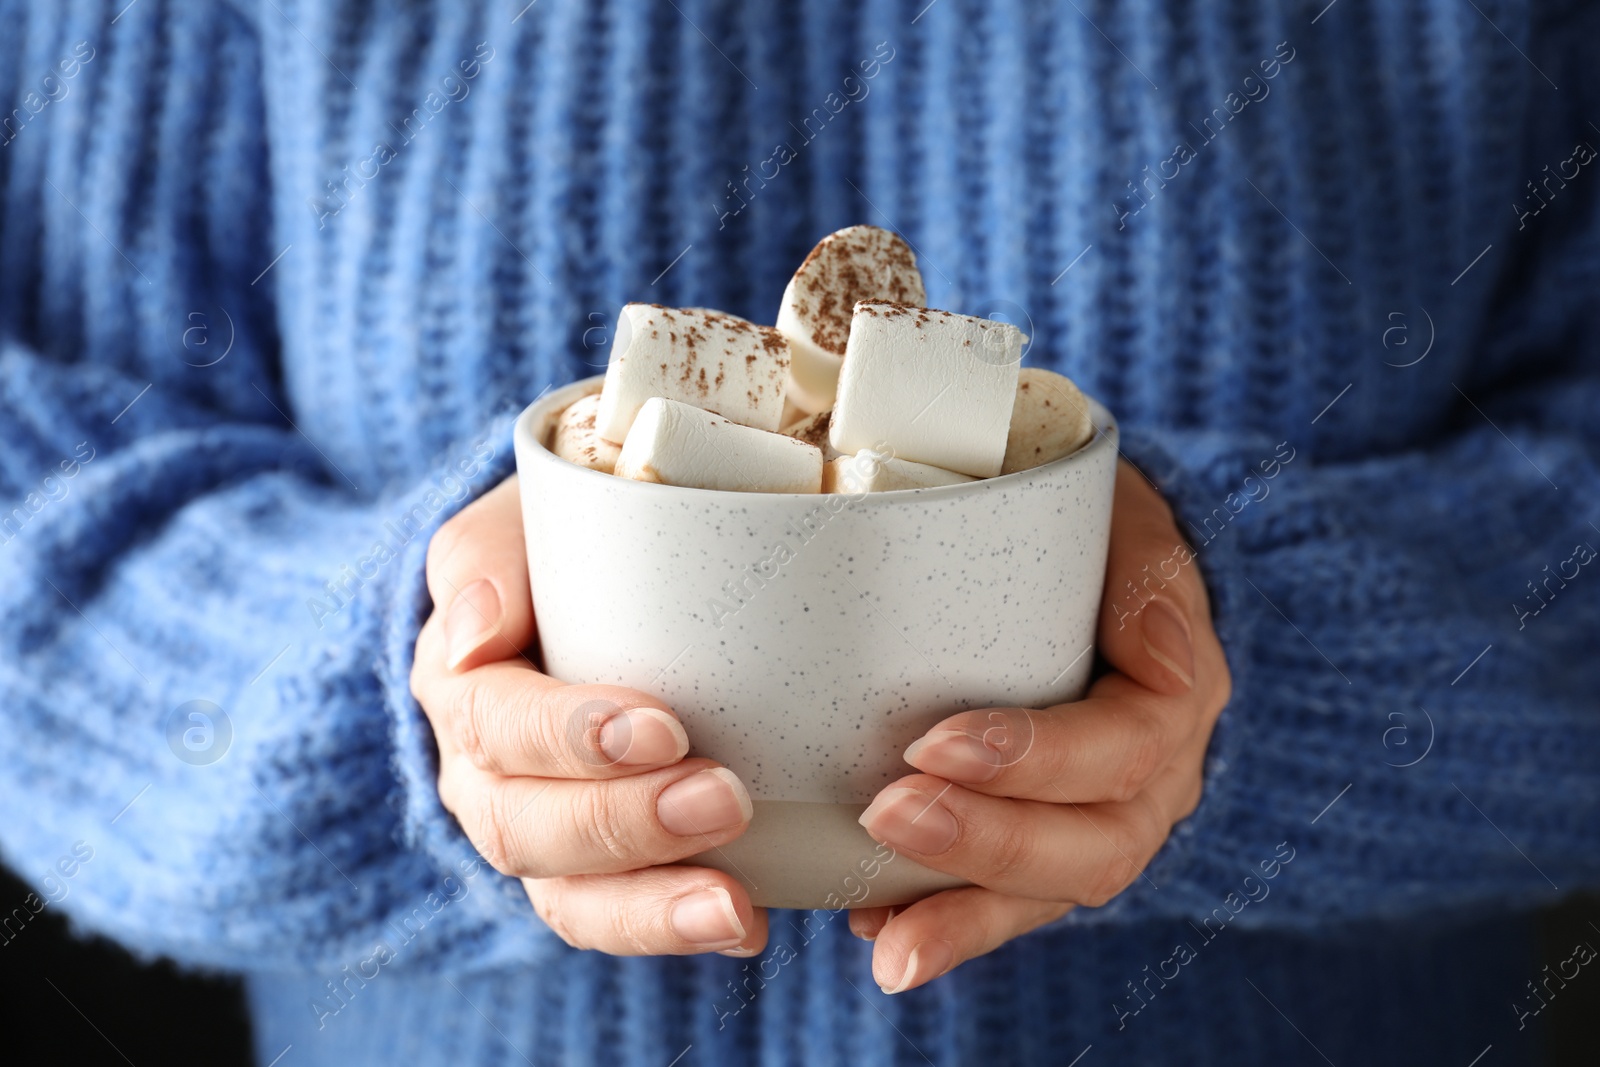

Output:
xmin=410 ymin=476 xmax=768 ymax=957
xmin=848 ymin=460 xmax=1232 ymax=993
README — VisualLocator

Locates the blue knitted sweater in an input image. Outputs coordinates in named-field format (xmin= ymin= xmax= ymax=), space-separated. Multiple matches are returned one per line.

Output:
xmin=2 ymin=1 xmax=1597 ymax=1064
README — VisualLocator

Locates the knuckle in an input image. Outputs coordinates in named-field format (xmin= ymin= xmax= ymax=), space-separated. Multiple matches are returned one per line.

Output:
xmin=409 ymin=662 xmax=425 ymax=706
xmin=1081 ymin=861 xmax=1132 ymax=908
xmin=473 ymin=784 xmax=521 ymax=877
xmin=435 ymin=758 xmax=469 ymax=818
xmin=1083 ymin=855 xmax=1136 ymax=907
xmin=985 ymin=816 xmax=1036 ymax=884
xmin=1081 ymin=812 xmax=1158 ymax=908
xmin=1110 ymin=711 xmax=1167 ymax=803
xmin=528 ymin=688 xmax=590 ymax=777
xmin=529 ymin=884 xmax=587 ymax=950
xmin=1174 ymin=777 xmax=1204 ymax=821
xmin=1209 ymin=657 xmax=1234 ymax=715
xmin=454 ymin=681 xmax=499 ymax=773
xmin=565 ymin=784 xmax=638 ymax=871
xmin=1167 ymin=761 xmax=1206 ymax=822
xmin=409 ymin=619 xmax=439 ymax=707
xmin=604 ymin=897 xmax=657 ymax=955
xmin=1082 ymin=819 xmax=1147 ymax=907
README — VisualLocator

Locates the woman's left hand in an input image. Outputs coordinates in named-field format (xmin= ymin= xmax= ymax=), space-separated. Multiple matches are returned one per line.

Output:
xmin=849 ymin=460 xmax=1232 ymax=993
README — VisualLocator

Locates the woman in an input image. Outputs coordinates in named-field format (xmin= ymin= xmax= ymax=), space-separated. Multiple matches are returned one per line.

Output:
xmin=1 ymin=1 xmax=1595 ymax=1063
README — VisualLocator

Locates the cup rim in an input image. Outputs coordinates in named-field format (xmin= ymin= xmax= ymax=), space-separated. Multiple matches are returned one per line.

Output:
xmin=515 ymin=373 xmax=1119 ymax=504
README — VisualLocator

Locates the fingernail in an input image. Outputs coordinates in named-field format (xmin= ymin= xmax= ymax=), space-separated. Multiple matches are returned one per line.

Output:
xmin=1141 ymin=598 xmax=1194 ymax=690
xmin=670 ymin=887 xmax=745 ymax=947
xmin=445 ymin=579 xmax=502 ymax=670
xmin=904 ymin=731 xmax=1001 ymax=784
xmin=881 ymin=938 xmax=955 ymax=994
xmin=658 ymin=768 xmax=752 ymax=837
xmin=599 ymin=707 xmax=690 ymax=766
xmin=858 ymin=787 xmax=958 ymax=855
xmin=850 ymin=911 xmax=889 ymax=942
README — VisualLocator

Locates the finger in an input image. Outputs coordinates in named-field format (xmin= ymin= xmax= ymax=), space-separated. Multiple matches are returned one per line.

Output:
xmin=870 ymin=886 xmax=1070 ymax=994
xmin=425 ymin=475 xmax=534 ymax=672
xmin=524 ymin=866 xmax=769 ymax=956
xmin=848 ymin=905 xmax=894 ymax=941
xmin=442 ymin=758 xmax=753 ymax=878
xmin=856 ymin=773 xmax=1169 ymax=904
xmin=1147 ymin=725 xmax=1209 ymax=826
xmin=901 ymin=672 xmax=1198 ymax=804
xmin=1097 ymin=461 xmax=1213 ymax=697
xmin=413 ymin=636 xmax=688 ymax=778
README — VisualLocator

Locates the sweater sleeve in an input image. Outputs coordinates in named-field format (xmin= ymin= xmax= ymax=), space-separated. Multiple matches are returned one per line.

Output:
xmin=1086 ymin=224 xmax=1600 ymax=930
xmin=1092 ymin=395 xmax=1600 ymax=930
xmin=0 ymin=345 xmax=575 ymax=973
xmin=1060 ymin=0 xmax=1600 ymax=931
xmin=0 ymin=0 xmax=581 ymax=977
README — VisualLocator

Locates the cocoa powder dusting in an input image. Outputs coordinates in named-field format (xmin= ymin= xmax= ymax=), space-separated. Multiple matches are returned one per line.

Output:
xmin=789 ymin=228 xmax=925 ymax=356
xmin=788 ymin=411 xmax=832 ymax=448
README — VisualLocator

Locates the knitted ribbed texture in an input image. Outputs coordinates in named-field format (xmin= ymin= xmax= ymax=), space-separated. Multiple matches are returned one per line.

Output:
xmin=0 ymin=1 xmax=1596 ymax=1064
xmin=246 ymin=911 xmax=1550 ymax=1066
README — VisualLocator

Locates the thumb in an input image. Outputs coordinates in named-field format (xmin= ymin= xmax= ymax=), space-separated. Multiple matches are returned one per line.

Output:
xmin=425 ymin=475 xmax=535 ymax=673
xmin=1095 ymin=461 xmax=1206 ymax=697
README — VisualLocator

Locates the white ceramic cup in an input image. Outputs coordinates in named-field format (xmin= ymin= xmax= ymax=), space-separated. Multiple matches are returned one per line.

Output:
xmin=514 ymin=375 xmax=1118 ymax=910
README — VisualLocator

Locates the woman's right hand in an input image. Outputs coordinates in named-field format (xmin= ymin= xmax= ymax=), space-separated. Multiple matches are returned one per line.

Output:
xmin=410 ymin=475 xmax=767 ymax=957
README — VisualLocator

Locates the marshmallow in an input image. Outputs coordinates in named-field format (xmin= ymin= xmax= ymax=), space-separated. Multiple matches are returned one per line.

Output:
xmin=780 ymin=397 xmax=808 ymax=429
xmin=615 ymin=397 xmax=823 ymax=494
xmin=549 ymin=393 xmax=622 ymax=474
xmin=825 ymin=449 xmax=975 ymax=494
xmin=829 ymin=302 xmax=1022 ymax=478
xmin=595 ymin=304 xmax=791 ymax=443
xmin=1001 ymin=368 xmax=1096 ymax=475
xmin=776 ymin=226 xmax=926 ymax=414
xmin=781 ymin=409 xmax=843 ymax=461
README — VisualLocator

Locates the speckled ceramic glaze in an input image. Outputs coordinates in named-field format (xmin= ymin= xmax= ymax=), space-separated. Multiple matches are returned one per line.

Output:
xmin=514 ymin=375 xmax=1119 ymax=909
